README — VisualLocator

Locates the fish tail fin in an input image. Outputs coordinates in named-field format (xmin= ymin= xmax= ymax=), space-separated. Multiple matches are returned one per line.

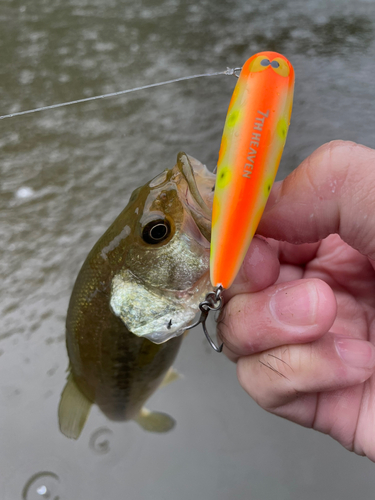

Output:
xmin=135 ymin=407 xmax=176 ymax=433
xmin=58 ymin=372 xmax=92 ymax=439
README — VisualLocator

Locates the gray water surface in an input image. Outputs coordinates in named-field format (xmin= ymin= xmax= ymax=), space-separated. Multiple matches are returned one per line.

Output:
xmin=1 ymin=0 xmax=375 ymax=498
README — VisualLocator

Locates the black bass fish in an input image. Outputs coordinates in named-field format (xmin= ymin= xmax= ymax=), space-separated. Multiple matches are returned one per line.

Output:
xmin=58 ymin=153 xmax=215 ymax=439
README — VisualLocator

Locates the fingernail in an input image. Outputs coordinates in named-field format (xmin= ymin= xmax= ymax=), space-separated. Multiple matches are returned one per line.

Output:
xmin=270 ymin=282 xmax=318 ymax=326
xmin=335 ymin=337 xmax=375 ymax=368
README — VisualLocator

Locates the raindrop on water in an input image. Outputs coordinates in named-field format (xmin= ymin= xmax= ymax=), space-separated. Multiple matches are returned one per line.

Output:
xmin=89 ymin=427 xmax=114 ymax=455
xmin=22 ymin=471 xmax=60 ymax=500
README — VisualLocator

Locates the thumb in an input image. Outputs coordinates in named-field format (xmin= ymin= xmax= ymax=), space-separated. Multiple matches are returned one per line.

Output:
xmin=259 ymin=141 xmax=375 ymax=259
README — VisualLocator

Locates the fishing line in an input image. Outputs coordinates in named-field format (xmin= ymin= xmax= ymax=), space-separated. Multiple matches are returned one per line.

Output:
xmin=0 ymin=67 xmax=241 ymax=120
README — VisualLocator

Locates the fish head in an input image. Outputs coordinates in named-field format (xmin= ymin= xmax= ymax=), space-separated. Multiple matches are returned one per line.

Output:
xmin=108 ymin=152 xmax=215 ymax=343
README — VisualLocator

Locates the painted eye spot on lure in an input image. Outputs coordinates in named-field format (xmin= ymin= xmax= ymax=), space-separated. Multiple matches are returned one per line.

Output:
xmin=248 ymin=55 xmax=270 ymax=72
xmin=260 ymin=59 xmax=280 ymax=69
xmin=272 ymin=57 xmax=290 ymax=77
xmin=248 ymin=55 xmax=290 ymax=77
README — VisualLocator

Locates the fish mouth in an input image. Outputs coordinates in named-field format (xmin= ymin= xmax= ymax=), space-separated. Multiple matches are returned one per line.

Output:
xmin=110 ymin=154 xmax=216 ymax=345
xmin=175 ymin=152 xmax=215 ymax=243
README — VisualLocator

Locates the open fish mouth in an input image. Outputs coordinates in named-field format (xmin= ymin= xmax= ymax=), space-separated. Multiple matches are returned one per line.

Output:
xmin=175 ymin=152 xmax=215 ymax=243
xmin=110 ymin=152 xmax=216 ymax=345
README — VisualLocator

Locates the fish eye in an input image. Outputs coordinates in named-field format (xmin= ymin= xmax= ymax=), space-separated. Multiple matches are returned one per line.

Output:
xmin=270 ymin=60 xmax=280 ymax=68
xmin=260 ymin=58 xmax=270 ymax=67
xmin=142 ymin=219 xmax=171 ymax=244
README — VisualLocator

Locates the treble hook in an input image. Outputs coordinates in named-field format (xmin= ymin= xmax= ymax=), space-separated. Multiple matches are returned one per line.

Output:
xmin=185 ymin=286 xmax=224 ymax=352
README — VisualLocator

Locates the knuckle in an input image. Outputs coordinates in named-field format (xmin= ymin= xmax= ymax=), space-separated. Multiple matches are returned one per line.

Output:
xmin=325 ymin=142 xmax=375 ymax=253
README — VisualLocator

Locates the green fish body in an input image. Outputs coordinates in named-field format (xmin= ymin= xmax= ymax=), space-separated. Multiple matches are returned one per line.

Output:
xmin=59 ymin=153 xmax=215 ymax=438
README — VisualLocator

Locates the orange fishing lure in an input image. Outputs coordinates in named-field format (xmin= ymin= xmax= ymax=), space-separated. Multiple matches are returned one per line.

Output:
xmin=210 ymin=51 xmax=295 ymax=289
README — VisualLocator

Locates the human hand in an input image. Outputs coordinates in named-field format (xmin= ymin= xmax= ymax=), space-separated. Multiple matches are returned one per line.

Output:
xmin=218 ymin=141 xmax=375 ymax=461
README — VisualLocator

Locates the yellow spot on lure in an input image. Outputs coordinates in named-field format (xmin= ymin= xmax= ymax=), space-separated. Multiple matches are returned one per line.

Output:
xmin=210 ymin=51 xmax=295 ymax=289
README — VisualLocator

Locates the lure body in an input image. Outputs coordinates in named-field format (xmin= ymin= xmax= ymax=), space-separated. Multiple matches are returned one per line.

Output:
xmin=210 ymin=51 xmax=295 ymax=288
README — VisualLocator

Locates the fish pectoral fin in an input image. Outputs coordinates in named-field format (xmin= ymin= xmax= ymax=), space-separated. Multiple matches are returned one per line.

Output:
xmin=58 ymin=373 xmax=92 ymax=440
xmin=159 ymin=367 xmax=182 ymax=388
xmin=135 ymin=407 xmax=176 ymax=433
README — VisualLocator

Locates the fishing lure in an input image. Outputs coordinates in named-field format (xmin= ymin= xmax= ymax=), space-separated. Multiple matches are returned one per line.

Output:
xmin=210 ymin=51 xmax=295 ymax=289
xmin=188 ymin=52 xmax=295 ymax=352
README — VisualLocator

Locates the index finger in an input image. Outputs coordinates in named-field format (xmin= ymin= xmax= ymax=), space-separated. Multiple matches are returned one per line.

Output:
xmin=258 ymin=141 xmax=375 ymax=260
